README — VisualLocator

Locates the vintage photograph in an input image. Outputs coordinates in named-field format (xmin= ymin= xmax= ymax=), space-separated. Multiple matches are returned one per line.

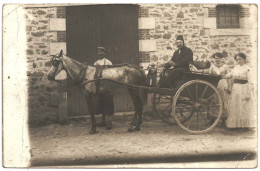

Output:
xmin=3 ymin=3 xmax=258 ymax=168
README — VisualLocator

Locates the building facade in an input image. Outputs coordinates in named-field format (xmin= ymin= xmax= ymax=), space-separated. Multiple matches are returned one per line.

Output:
xmin=24 ymin=4 xmax=257 ymax=123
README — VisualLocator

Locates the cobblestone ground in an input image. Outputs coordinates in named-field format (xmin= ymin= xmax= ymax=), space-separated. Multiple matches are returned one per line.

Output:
xmin=29 ymin=113 xmax=257 ymax=168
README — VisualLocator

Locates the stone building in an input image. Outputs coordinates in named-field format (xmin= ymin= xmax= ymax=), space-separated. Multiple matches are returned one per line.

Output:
xmin=24 ymin=4 xmax=257 ymax=123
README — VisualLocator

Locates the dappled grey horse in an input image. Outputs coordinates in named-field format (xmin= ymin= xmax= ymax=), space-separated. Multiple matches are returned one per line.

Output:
xmin=47 ymin=50 xmax=147 ymax=134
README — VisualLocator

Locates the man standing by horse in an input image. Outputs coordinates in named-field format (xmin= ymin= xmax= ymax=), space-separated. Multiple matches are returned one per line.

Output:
xmin=160 ymin=35 xmax=193 ymax=88
xmin=94 ymin=47 xmax=114 ymax=130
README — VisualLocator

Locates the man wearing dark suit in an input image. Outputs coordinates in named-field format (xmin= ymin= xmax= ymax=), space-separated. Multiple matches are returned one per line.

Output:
xmin=160 ymin=35 xmax=193 ymax=88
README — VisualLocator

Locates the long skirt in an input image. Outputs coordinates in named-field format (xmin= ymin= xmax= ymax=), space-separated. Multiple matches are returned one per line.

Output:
xmin=226 ymin=83 xmax=256 ymax=128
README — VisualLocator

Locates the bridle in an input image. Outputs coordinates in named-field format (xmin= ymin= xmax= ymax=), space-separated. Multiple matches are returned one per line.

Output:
xmin=51 ymin=54 xmax=88 ymax=84
xmin=51 ymin=56 xmax=63 ymax=78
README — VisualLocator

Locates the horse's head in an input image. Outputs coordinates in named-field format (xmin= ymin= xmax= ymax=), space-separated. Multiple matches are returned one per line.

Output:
xmin=47 ymin=50 xmax=65 ymax=81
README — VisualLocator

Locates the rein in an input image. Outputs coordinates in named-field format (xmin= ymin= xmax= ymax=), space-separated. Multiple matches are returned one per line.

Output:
xmin=61 ymin=58 xmax=87 ymax=83
xmin=81 ymin=78 xmax=177 ymax=95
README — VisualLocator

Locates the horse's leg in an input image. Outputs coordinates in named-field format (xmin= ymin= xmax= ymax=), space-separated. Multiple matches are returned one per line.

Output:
xmin=134 ymin=90 xmax=143 ymax=131
xmin=127 ymin=88 xmax=143 ymax=132
xmin=103 ymin=93 xmax=114 ymax=130
xmin=96 ymin=94 xmax=106 ymax=127
xmin=85 ymin=94 xmax=98 ymax=134
xmin=127 ymin=88 xmax=138 ymax=132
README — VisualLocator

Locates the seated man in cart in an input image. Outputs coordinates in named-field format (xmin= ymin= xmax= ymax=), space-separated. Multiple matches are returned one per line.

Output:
xmin=159 ymin=35 xmax=193 ymax=88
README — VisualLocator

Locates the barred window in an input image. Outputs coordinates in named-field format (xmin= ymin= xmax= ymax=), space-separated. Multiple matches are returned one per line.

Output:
xmin=216 ymin=5 xmax=240 ymax=29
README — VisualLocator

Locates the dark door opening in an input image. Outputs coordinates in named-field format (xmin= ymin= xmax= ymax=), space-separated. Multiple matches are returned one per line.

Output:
xmin=66 ymin=5 xmax=139 ymax=116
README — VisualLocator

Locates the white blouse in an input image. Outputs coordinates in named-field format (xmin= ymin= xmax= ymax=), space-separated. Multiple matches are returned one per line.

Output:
xmin=94 ymin=58 xmax=112 ymax=66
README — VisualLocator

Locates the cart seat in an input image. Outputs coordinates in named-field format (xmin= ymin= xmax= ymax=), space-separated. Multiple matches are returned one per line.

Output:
xmin=192 ymin=60 xmax=211 ymax=69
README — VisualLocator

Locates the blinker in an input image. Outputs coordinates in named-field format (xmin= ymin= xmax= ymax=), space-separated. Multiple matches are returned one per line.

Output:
xmin=52 ymin=57 xmax=61 ymax=67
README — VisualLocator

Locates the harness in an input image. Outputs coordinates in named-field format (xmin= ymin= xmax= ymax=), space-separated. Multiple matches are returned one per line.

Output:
xmin=78 ymin=63 xmax=88 ymax=83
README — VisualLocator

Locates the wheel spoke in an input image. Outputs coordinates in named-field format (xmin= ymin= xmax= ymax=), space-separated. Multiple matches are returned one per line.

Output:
xmin=177 ymin=108 xmax=192 ymax=121
xmin=196 ymin=111 xmax=199 ymax=130
xmin=186 ymin=87 xmax=195 ymax=101
xmin=208 ymin=110 xmax=218 ymax=118
xmin=187 ymin=110 xmax=195 ymax=129
xmin=198 ymin=110 xmax=210 ymax=125
xmin=200 ymin=85 xmax=208 ymax=99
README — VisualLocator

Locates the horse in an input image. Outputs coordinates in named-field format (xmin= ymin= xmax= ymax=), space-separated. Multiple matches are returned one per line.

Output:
xmin=47 ymin=50 xmax=147 ymax=134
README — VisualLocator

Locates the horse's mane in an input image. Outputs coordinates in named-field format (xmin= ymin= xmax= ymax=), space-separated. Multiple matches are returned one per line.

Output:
xmin=62 ymin=55 xmax=84 ymax=66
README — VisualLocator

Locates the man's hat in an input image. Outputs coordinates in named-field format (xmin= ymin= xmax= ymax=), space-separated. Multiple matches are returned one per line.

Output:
xmin=97 ymin=47 xmax=106 ymax=52
xmin=176 ymin=35 xmax=184 ymax=41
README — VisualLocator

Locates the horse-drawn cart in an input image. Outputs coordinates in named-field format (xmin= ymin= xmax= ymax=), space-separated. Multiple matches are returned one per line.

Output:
xmin=152 ymin=71 xmax=223 ymax=134
xmin=48 ymin=51 xmax=224 ymax=134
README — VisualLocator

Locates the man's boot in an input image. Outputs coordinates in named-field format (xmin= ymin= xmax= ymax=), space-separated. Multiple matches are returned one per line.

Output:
xmin=105 ymin=115 xmax=112 ymax=130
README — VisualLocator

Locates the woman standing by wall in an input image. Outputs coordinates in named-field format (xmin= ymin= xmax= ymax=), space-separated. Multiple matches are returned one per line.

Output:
xmin=225 ymin=53 xmax=256 ymax=130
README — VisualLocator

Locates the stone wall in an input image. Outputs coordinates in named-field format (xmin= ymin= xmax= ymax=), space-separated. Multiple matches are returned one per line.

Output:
xmin=25 ymin=7 xmax=66 ymax=124
xmin=138 ymin=4 xmax=256 ymax=74
xmin=25 ymin=4 xmax=257 ymax=123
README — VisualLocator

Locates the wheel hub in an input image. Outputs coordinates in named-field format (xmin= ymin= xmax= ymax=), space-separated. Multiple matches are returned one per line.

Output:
xmin=193 ymin=103 xmax=201 ymax=110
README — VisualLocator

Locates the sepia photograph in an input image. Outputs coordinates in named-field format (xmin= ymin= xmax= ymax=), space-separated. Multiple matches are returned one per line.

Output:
xmin=2 ymin=2 xmax=258 ymax=168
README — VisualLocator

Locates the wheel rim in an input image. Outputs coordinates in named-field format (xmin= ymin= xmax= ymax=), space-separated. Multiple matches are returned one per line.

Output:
xmin=172 ymin=80 xmax=223 ymax=134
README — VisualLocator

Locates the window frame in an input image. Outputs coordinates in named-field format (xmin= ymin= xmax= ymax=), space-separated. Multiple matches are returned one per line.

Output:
xmin=216 ymin=5 xmax=240 ymax=29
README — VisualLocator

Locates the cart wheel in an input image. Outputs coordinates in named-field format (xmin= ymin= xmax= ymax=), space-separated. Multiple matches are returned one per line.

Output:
xmin=152 ymin=79 xmax=190 ymax=125
xmin=172 ymin=80 xmax=223 ymax=134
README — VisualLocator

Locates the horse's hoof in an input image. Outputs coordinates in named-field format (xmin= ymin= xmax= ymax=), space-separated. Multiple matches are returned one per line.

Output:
xmin=127 ymin=128 xmax=134 ymax=132
xmin=89 ymin=129 xmax=97 ymax=134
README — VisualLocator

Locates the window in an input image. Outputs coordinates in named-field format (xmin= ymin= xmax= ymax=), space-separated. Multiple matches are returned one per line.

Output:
xmin=216 ymin=5 xmax=240 ymax=29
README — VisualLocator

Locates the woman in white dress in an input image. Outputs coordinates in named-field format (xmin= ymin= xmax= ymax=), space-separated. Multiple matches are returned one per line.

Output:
xmin=225 ymin=53 xmax=256 ymax=129
xmin=207 ymin=53 xmax=230 ymax=120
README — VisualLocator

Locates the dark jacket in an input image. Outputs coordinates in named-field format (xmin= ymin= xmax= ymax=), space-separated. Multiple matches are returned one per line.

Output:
xmin=165 ymin=46 xmax=193 ymax=71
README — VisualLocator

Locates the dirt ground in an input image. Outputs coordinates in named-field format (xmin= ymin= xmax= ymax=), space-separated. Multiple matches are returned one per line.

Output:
xmin=29 ymin=113 xmax=257 ymax=168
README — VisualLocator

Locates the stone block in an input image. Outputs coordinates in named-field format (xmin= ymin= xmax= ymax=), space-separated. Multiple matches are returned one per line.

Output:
xmin=42 ymin=50 xmax=48 ymax=55
xmin=177 ymin=11 xmax=184 ymax=18
xmin=211 ymin=43 xmax=219 ymax=49
xmin=50 ymin=18 xmax=66 ymax=31
xmin=164 ymin=12 xmax=171 ymax=17
xmin=204 ymin=17 xmax=216 ymax=29
xmin=31 ymin=31 xmax=45 ymax=37
xmin=139 ymin=40 xmax=157 ymax=52
xmin=36 ymin=10 xmax=46 ymax=15
xmin=39 ymin=20 xmax=49 ymax=24
xmin=138 ymin=18 xmax=155 ymax=29
xmin=230 ymin=42 xmax=236 ymax=47
xmin=46 ymin=14 xmax=54 ymax=18
xmin=163 ymin=33 xmax=171 ymax=39
xmin=26 ymin=49 xmax=33 ymax=55
xmin=190 ymin=8 xmax=198 ymax=13
xmin=50 ymin=42 xmax=67 ymax=55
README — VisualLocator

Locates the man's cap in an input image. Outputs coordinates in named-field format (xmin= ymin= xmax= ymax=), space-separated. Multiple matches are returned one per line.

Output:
xmin=97 ymin=47 xmax=106 ymax=52
xmin=176 ymin=35 xmax=184 ymax=41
